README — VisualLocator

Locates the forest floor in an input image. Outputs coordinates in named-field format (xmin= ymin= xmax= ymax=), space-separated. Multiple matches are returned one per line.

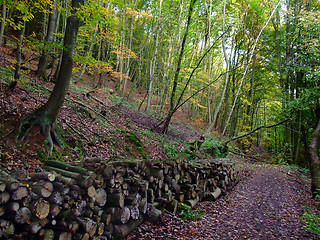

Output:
xmin=127 ymin=159 xmax=320 ymax=240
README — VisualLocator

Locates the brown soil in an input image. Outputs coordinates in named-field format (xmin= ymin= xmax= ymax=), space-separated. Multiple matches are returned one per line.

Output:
xmin=127 ymin=161 xmax=320 ymax=239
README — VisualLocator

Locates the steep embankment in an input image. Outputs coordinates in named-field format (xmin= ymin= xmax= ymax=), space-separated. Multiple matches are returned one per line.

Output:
xmin=127 ymin=161 xmax=319 ymax=239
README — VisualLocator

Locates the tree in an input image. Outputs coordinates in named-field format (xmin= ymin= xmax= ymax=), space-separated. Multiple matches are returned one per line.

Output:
xmin=162 ymin=0 xmax=197 ymax=133
xmin=0 ymin=2 xmax=6 ymax=46
xmin=18 ymin=0 xmax=84 ymax=154
xmin=37 ymin=0 xmax=58 ymax=79
xmin=310 ymin=118 xmax=320 ymax=196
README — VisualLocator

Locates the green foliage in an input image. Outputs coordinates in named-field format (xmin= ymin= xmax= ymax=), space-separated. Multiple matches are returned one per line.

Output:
xmin=290 ymin=164 xmax=310 ymax=176
xmin=301 ymin=207 xmax=320 ymax=235
xmin=177 ymin=202 xmax=203 ymax=220
xmin=272 ymin=143 xmax=293 ymax=165
xmin=164 ymin=143 xmax=178 ymax=159
xmin=0 ymin=66 xmax=14 ymax=84
xmin=183 ymin=148 xmax=197 ymax=161
xmin=201 ymin=137 xmax=227 ymax=158
xmin=116 ymin=129 xmax=148 ymax=158
xmin=36 ymin=148 xmax=64 ymax=162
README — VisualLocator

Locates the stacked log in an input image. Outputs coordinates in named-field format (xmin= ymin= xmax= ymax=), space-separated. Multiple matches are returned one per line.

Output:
xmin=0 ymin=158 xmax=238 ymax=239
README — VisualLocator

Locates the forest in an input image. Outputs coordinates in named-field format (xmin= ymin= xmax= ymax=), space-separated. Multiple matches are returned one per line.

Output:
xmin=0 ymin=0 xmax=320 ymax=239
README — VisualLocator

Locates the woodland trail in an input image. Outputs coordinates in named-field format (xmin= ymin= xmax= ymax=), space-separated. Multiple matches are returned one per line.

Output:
xmin=127 ymin=162 xmax=320 ymax=239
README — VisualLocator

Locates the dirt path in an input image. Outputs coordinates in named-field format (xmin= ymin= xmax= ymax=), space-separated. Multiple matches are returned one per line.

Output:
xmin=127 ymin=163 xmax=319 ymax=239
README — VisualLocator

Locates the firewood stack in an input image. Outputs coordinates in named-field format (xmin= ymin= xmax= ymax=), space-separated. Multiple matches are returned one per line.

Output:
xmin=0 ymin=158 xmax=238 ymax=239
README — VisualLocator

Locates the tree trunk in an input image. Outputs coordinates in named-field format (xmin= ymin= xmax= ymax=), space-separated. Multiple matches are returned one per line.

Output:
xmin=18 ymin=0 xmax=83 ymax=154
xmin=205 ymin=0 xmax=229 ymax=137
xmin=0 ymin=3 xmax=6 ymax=46
xmin=10 ymin=21 xmax=25 ymax=91
xmin=162 ymin=0 xmax=197 ymax=133
xmin=309 ymin=118 xmax=320 ymax=196
xmin=76 ymin=18 xmax=100 ymax=83
xmin=146 ymin=1 xmax=161 ymax=112
xmin=37 ymin=0 xmax=58 ymax=79
xmin=222 ymin=0 xmax=281 ymax=135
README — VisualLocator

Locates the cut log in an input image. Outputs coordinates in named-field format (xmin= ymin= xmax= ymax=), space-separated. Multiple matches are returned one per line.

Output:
xmin=111 ymin=207 xmax=130 ymax=225
xmin=32 ymin=181 xmax=54 ymax=198
xmin=106 ymin=192 xmax=124 ymax=208
xmin=206 ymin=187 xmax=221 ymax=200
xmin=12 ymin=186 xmax=28 ymax=201
xmin=150 ymin=168 xmax=164 ymax=179
xmin=77 ymin=217 xmax=94 ymax=233
xmin=33 ymin=199 xmax=50 ymax=219
xmin=113 ymin=214 xmax=144 ymax=238
xmin=80 ymin=175 xmax=94 ymax=188
xmin=97 ymin=222 xmax=105 ymax=236
xmin=43 ymin=166 xmax=81 ymax=181
xmin=0 ymin=206 xmax=5 ymax=216
xmin=147 ymin=189 xmax=155 ymax=203
xmin=0 ymin=192 xmax=10 ymax=204
xmin=29 ymin=221 xmax=42 ymax=234
xmin=165 ymin=199 xmax=178 ymax=215
xmin=44 ymin=160 xmax=88 ymax=174
xmin=0 ymin=219 xmax=15 ymax=237
xmin=54 ymin=175 xmax=76 ymax=185
xmin=94 ymin=188 xmax=107 ymax=206
xmin=7 ymin=202 xmax=20 ymax=213
xmin=128 ymin=205 xmax=140 ymax=220
xmin=0 ymin=176 xmax=19 ymax=191
xmin=28 ymin=172 xmax=56 ymax=182
xmin=125 ymin=193 xmax=141 ymax=206
xmin=101 ymin=213 xmax=112 ymax=225
xmin=171 ymin=180 xmax=181 ymax=194
xmin=41 ymin=228 xmax=55 ymax=240
xmin=146 ymin=204 xmax=162 ymax=224
xmin=87 ymin=185 xmax=96 ymax=198
xmin=50 ymin=204 xmax=62 ymax=218
xmin=59 ymin=232 xmax=72 ymax=240
xmin=14 ymin=207 xmax=32 ymax=224
xmin=139 ymin=200 xmax=148 ymax=214
xmin=0 ymin=182 xmax=6 ymax=192
xmin=104 ymin=223 xmax=113 ymax=234
xmin=185 ymin=196 xmax=199 ymax=208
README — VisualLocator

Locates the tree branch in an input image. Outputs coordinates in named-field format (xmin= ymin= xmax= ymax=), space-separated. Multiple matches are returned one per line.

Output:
xmin=224 ymin=118 xmax=290 ymax=146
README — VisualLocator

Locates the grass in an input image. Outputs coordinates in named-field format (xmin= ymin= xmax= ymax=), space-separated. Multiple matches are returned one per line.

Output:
xmin=301 ymin=207 xmax=320 ymax=235
xmin=164 ymin=143 xmax=178 ymax=159
xmin=177 ymin=202 xmax=204 ymax=220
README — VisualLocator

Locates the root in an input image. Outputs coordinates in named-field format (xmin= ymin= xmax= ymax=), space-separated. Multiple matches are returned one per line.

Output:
xmin=18 ymin=109 xmax=63 ymax=155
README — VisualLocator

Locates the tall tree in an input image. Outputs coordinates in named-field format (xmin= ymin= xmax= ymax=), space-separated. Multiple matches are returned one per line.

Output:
xmin=162 ymin=0 xmax=197 ymax=133
xmin=0 ymin=2 xmax=6 ymax=46
xmin=19 ymin=0 xmax=84 ymax=154
xmin=37 ymin=0 xmax=58 ymax=79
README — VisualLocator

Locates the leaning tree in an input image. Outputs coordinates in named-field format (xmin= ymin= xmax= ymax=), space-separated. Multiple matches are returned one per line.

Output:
xmin=18 ymin=0 xmax=84 ymax=153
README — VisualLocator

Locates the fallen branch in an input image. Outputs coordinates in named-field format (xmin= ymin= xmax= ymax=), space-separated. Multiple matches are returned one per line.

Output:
xmin=224 ymin=119 xmax=290 ymax=146
xmin=229 ymin=150 xmax=268 ymax=163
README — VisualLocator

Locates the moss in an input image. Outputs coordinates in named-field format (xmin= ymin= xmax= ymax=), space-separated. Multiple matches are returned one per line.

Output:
xmin=116 ymin=129 xmax=148 ymax=158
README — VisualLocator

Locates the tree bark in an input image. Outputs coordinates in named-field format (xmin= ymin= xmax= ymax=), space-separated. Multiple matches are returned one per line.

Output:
xmin=162 ymin=0 xmax=197 ymax=133
xmin=18 ymin=0 xmax=83 ymax=154
xmin=37 ymin=0 xmax=58 ymax=79
xmin=309 ymin=118 xmax=320 ymax=196
xmin=0 ymin=3 xmax=6 ymax=46
xmin=205 ymin=0 xmax=229 ymax=136
xmin=10 ymin=21 xmax=25 ymax=91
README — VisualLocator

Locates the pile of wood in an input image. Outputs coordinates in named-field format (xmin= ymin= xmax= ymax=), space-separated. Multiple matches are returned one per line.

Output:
xmin=0 ymin=158 xmax=238 ymax=239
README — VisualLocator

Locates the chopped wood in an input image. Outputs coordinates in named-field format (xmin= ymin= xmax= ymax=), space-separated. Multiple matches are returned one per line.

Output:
xmin=114 ymin=214 xmax=144 ymax=238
